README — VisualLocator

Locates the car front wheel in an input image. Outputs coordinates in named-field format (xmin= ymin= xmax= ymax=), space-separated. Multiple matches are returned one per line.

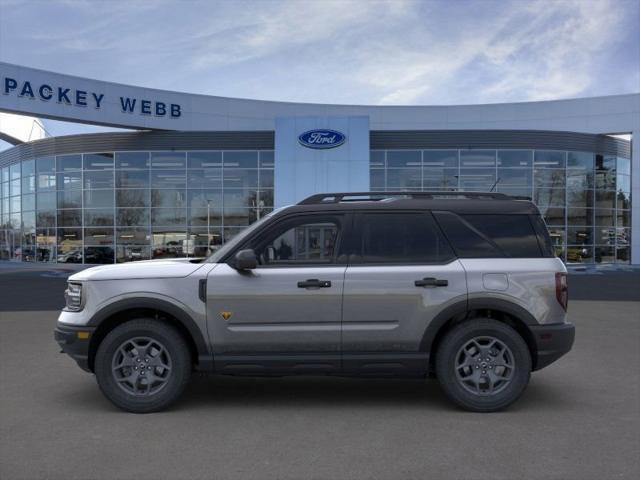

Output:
xmin=435 ymin=318 xmax=532 ymax=412
xmin=94 ymin=319 xmax=192 ymax=413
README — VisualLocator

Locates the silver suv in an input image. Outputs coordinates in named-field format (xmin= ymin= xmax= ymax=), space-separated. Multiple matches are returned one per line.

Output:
xmin=55 ymin=192 xmax=575 ymax=413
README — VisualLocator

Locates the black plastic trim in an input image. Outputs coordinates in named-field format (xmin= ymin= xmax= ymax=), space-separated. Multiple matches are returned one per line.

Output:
xmin=529 ymin=322 xmax=575 ymax=371
xmin=54 ymin=324 xmax=96 ymax=372
xmin=419 ymin=299 xmax=469 ymax=352
xmin=215 ymin=353 xmax=341 ymax=375
xmin=86 ymin=297 xmax=213 ymax=371
xmin=419 ymin=297 xmax=541 ymax=357
xmin=466 ymin=298 xmax=539 ymax=325
xmin=342 ymin=352 xmax=429 ymax=376
xmin=214 ymin=352 xmax=429 ymax=377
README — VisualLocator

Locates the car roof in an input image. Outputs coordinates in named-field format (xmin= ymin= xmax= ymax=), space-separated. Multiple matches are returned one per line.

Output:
xmin=279 ymin=192 xmax=540 ymax=215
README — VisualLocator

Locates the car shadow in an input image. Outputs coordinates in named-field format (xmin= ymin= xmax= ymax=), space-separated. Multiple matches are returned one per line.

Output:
xmin=57 ymin=374 xmax=570 ymax=414
xmin=180 ymin=375 xmax=453 ymax=410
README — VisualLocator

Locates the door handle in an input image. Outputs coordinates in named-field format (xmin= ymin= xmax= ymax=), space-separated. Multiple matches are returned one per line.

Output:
xmin=297 ymin=279 xmax=332 ymax=289
xmin=415 ymin=277 xmax=448 ymax=287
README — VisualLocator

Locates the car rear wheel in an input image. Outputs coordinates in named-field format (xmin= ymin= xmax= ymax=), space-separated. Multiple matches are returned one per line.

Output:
xmin=435 ymin=318 xmax=531 ymax=412
xmin=95 ymin=319 xmax=192 ymax=413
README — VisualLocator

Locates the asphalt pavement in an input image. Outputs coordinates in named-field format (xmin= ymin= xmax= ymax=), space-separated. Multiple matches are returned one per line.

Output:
xmin=0 ymin=268 xmax=639 ymax=480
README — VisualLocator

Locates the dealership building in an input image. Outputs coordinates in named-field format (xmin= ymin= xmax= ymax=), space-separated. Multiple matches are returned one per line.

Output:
xmin=0 ymin=62 xmax=638 ymax=265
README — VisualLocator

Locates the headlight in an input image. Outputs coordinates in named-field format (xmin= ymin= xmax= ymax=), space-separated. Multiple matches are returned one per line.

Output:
xmin=64 ymin=282 xmax=83 ymax=311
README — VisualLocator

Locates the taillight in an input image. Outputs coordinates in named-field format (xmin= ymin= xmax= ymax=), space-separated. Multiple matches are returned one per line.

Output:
xmin=555 ymin=272 xmax=568 ymax=311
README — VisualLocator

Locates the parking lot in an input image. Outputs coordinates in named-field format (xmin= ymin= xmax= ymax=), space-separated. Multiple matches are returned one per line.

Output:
xmin=1 ymin=268 xmax=639 ymax=480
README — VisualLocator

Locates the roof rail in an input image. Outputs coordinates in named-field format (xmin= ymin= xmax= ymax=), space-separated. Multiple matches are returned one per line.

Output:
xmin=297 ymin=191 xmax=511 ymax=205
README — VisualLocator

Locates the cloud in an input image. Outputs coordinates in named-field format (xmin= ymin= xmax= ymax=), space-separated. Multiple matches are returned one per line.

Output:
xmin=186 ymin=0 xmax=411 ymax=70
xmin=0 ymin=0 xmax=637 ymax=106
xmin=474 ymin=0 xmax=627 ymax=102
xmin=357 ymin=0 xmax=632 ymax=104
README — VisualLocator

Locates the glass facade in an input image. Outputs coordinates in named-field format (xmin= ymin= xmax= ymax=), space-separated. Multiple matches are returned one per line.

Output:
xmin=0 ymin=150 xmax=274 ymax=263
xmin=0 ymin=147 xmax=632 ymax=265
xmin=370 ymin=149 xmax=631 ymax=264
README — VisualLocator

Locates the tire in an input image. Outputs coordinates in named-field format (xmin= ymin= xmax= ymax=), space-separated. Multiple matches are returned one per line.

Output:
xmin=95 ymin=319 xmax=192 ymax=413
xmin=435 ymin=318 xmax=531 ymax=412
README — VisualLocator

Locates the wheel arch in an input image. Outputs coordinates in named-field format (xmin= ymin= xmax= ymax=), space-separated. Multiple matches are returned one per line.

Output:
xmin=86 ymin=298 xmax=212 ymax=373
xmin=422 ymin=298 xmax=539 ymax=373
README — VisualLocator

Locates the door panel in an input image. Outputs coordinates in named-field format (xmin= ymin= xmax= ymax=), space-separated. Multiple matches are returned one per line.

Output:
xmin=342 ymin=262 xmax=467 ymax=354
xmin=206 ymin=212 xmax=349 ymax=373
xmin=341 ymin=211 xmax=468 ymax=374
xmin=206 ymin=263 xmax=346 ymax=371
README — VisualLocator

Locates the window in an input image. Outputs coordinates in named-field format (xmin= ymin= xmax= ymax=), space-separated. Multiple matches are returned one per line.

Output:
xmin=83 ymin=153 xmax=114 ymax=170
xmin=223 ymin=151 xmax=258 ymax=168
xmin=567 ymin=151 xmax=594 ymax=169
xmin=117 ymin=170 xmax=149 ymax=188
xmin=387 ymin=151 xmax=421 ymax=168
xmin=116 ymin=152 xmax=149 ymax=169
xmin=57 ymin=155 xmax=82 ymax=171
xmin=423 ymin=150 xmax=458 ymax=168
xmin=498 ymin=150 xmax=532 ymax=168
xmin=150 ymin=152 xmax=185 ymax=169
xmin=357 ymin=213 xmax=454 ymax=264
xmin=187 ymin=151 xmax=222 ymax=169
xmin=36 ymin=157 xmax=55 ymax=174
xmin=259 ymin=151 xmax=275 ymax=168
xmin=436 ymin=213 xmax=543 ymax=258
xmin=462 ymin=214 xmax=543 ymax=257
xmin=460 ymin=150 xmax=496 ymax=167
xmin=252 ymin=216 xmax=341 ymax=266
xmin=84 ymin=190 xmax=114 ymax=209
xmin=534 ymin=151 xmax=566 ymax=168
xmin=84 ymin=246 xmax=114 ymax=264
xmin=151 ymin=170 xmax=185 ymax=189
xmin=84 ymin=170 xmax=114 ymax=189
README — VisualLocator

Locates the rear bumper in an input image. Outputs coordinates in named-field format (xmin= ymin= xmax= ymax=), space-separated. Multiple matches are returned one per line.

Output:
xmin=530 ymin=322 xmax=575 ymax=371
xmin=54 ymin=323 xmax=95 ymax=372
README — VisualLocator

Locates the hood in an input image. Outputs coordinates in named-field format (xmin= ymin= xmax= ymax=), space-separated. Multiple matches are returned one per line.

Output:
xmin=69 ymin=258 xmax=207 ymax=281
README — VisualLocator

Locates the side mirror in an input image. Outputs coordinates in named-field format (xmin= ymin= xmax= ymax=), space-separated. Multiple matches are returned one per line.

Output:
xmin=234 ymin=249 xmax=258 ymax=270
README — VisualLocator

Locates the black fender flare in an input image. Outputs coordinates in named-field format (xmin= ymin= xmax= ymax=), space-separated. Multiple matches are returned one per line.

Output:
xmin=420 ymin=297 xmax=538 ymax=353
xmin=87 ymin=297 xmax=213 ymax=370
xmin=467 ymin=297 xmax=539 ymax=326
xmin=419 ymin=299 xmax=468 ymax=353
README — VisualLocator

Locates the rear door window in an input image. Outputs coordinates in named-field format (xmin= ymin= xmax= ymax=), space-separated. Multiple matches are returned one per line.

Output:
xmin=355 ymin=212 xmax=455 ymax=264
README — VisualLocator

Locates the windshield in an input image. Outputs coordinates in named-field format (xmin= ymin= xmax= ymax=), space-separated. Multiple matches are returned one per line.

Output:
xmin=206 ymin=208 xmax=286 ymax=263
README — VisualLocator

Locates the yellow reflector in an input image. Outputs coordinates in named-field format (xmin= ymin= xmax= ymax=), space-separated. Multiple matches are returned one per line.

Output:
xmin=77 ymin=331 xmax=90 ymax=339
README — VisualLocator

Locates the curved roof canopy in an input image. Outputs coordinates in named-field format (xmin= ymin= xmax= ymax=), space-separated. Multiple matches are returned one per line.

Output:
xmin=1 ymin=62 xmax=638 ymax=135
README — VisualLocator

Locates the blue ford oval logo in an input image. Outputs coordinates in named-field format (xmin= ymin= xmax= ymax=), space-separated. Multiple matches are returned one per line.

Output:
xmin=298 ymin=129 xmax=346 ymax=149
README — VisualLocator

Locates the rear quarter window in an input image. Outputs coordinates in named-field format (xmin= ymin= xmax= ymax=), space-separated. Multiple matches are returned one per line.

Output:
xmin=434 ymin=212 xmax=544 ymax=258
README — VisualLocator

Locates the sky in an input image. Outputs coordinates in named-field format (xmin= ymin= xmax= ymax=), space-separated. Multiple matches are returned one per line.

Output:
xmin=0 ymin=0 xmax=638 ymax=142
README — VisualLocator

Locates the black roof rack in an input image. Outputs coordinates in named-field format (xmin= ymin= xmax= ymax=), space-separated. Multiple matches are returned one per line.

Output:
xmin=298 ymin=191 xmax=511 ymax=205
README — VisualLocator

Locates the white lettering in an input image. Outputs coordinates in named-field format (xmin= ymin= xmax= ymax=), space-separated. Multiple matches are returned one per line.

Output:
xmin=308 ymin=132 xmax=337 ymax=144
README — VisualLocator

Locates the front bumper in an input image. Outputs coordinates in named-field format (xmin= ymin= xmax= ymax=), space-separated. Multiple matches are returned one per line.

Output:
xmin=54 ymin=323 xmax=96 ymax=372
xmin=530 ymin=322 xmax=575 ymax=371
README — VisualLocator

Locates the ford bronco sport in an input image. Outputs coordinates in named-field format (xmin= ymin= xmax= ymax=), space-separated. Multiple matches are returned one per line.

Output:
xmin=55 ymin=191 xmax=575 ymax=413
